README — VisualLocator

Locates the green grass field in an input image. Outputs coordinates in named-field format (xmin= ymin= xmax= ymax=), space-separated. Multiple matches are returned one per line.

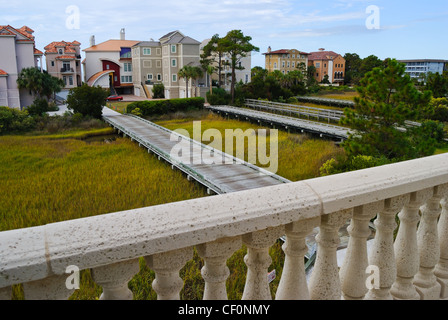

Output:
xmin=2 ymin=110 xmax=342 ymax=300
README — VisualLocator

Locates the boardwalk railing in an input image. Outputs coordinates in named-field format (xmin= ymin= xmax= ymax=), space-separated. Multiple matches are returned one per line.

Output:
xmin=1 ymin=153 xmax=448 ymax=300
xmin=245 ymin=99 xmax=345 ymax=123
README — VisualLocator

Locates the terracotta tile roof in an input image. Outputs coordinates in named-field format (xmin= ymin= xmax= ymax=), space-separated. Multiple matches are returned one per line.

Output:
xmin=0 ymin=25 xmax=34 ymax=40
xmin=34 ymin=48 xmax=43 ymax=55
xmin=55 ymin=55 xmax=76 ymax=60
xmin=308 ymin=51 xmax=341 ymax=61
xmin=87 ymin=70 xmax=114 ymax=86
xmin=0 ymin=69 xmax=8 ymax=76
xmin=263 ymin=49 xmax=310 ymax=56
xmin=83 ymin=39 xmax=140 ymax=52
xmin=264 ymin=49 xmax=289 ymax=55
xmin=44 ymin=41 xmax=80 ymax=54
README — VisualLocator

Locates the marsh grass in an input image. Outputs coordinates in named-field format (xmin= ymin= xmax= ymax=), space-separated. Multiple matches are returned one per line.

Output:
xmin=4 ymin=111 xmax=342 ymax=300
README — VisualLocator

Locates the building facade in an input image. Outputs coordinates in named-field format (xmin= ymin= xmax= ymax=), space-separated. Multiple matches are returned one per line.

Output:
xmin=0 ymin=25 xmax=43 ymax=109
xmin=132 ymin=31 xmax=203 ymax=99
xmin=398 ymin=59 xmax=448 ymax=81
xmin=308 ymin=49 xmax=346 ymax=84
xmin=44 ymin=41 xmax=82 ymax=89
xmin=263 ymin=47 xmax=309 ymax=74
xmin=82 ymin=29 xmax=139 ymax=94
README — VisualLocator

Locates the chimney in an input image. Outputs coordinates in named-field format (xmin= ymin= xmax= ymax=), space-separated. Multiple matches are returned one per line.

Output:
xmin=90 ymin=35 xmax=95 ymax=47
xmin=120 ymin=28 xmax=125 ymax=40
xmin=267 ymin=46 xmax=271 ymax=53
xmin=319 ymin=48 xmax=325 ymax=51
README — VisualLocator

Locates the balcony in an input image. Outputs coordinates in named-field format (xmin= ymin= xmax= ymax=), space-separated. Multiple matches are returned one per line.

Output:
xmin=60 ymin=67 xmax=74 ymax=73
xmin=0 ymin=153 xmax=447 ymax=300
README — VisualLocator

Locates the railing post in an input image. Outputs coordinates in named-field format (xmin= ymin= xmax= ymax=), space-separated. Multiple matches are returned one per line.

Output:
xmin=414 ymin=185 xmax=446 ymax=299
xmin=242 ymin=226 xmax=284 ymax=300
xmin=309 ymin=209 xmax=352 ymax=300
xmin=91 ymin=259 xmax=139 ymax=300
xmin=276 ymin=217 xmax=320 ymax=300
xmin=366 ymin=195 xmax=410 ymax=300
xmin=23 ymin=274 xmax=75 ymax=300
xmin=196 ymin=237 xmax=242 ymax=300
xmin=340 ymin=201 xmax=384 ymax=300
xmin=436 ymin=194 xmax=448 ymax=299
xmin=145 ymin=247 xmax=193 ymax=300
xmin=391 ymin=189 xmax=433 ymax=300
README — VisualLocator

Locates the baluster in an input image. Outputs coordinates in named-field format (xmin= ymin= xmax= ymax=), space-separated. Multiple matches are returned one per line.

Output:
xmin=340 ymin=201 xmax=384 ymax=300
xmin=23 ymin=274 xmax=75 ymax=300
xmin=196 ymin=237 xmax=242 ymax=300
xmin=242 ymin=226 xmax=284 ymax=300
xmin=276 ymin=217 xmax=320 ymax=300
xmin=144 ymin=247 xmax=192 ymax=300
xmin=391 ymin=188 xmax=433 ymax=300
xmin=414 ymin=186 xmax=445 ymax=299
xmin=91 ymin=259 xmax=139 ymax=300
xmin=435 ymin=195 xmax=448 ymax=299
xmin=366 ymin=195 xmax=410 ymax=300
xmin=0 ymin=286 xmax=11 ymax=300
xmin=309 ymin=209 xmax=352 ymax=300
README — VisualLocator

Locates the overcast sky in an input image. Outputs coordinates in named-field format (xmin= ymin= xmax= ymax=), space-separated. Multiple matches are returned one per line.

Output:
xmin=2 ymin=0 xmax=447 ymax=67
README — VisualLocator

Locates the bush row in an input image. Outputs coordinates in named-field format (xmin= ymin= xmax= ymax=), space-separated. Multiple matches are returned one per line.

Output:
xmin=126 ymin=97 xmax=205 ymax=116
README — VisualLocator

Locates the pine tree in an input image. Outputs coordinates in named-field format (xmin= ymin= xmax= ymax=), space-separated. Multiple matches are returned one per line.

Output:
xmin=341 ymin=58 xmax=434 ymax=160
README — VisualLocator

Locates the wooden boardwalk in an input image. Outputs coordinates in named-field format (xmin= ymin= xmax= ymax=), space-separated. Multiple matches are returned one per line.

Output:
xmin=102 ymin=107 xmax=290 ymax=195
xmin=207 ymin=105 xmax=352 ymax=141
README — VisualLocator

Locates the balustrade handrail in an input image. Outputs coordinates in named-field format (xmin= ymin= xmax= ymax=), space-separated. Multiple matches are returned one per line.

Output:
xmin=1 ymin=153 xmax=448 ymax=298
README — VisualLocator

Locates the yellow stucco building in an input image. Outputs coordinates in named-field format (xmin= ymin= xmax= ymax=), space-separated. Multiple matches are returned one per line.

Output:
xmin=263 ymin=47 xmax=310 ymax=74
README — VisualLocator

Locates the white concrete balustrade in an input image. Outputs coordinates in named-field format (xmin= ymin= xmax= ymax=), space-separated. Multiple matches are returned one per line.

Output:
xmin=1 ymin=153 xmax=448 ymax=300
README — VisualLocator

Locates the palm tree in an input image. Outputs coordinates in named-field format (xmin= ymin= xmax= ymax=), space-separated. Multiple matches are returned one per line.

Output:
xmin=178 ymin=65 xmax=193 ymax=98
xmin=190 ymin=66 xmax=204 ymax=97
xmin=16 ymin=67 xmax=43 ymax=97
xmin=206 ymin=65 xmax=215 ymax=95
xmin=17 ymin=67 xmax=64 ymax=101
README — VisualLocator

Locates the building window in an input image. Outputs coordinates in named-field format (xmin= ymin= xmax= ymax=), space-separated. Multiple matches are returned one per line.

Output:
xmin=171 ymin=45 xmax=176 ymax=53
xmin=157 ymin=60 xmax=161 ymax=68
xmin=172 ymin=74 xmax=177 ymax=82
xmin=121 ymin=75 xmax=132 ymax=83
xmin=172 ymin=59 xmax=177 ymax=67
xmin=58 ymin=49 xmax=63 ymax=54
xmin=62 ymin=61 xmax=70 ymax=71
xmin=157 ymin=74 xmax=162 ymax=81
xmin=51 ymin=61 xmax=54 ymax=67
xmin=69 ymin=76 xmax=73 ymax=86
xmin=143 ymin=48 xmax=151 ymax=55
xmin=316 ymin=62 xmax=320 ymax=68
xmin=147 ymin=74 xmax=153 ymax=80
xmin=124 ymin=63 xmax=132 ymax=72
xmin=245 ymin=74 xmax=249 ymax=83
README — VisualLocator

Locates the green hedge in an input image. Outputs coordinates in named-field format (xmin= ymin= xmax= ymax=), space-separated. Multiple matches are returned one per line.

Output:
xmin=126 ymin=97 xmax=205 ymax=116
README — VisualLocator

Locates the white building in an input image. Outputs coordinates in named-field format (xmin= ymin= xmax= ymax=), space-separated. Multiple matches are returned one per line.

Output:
xmin=200 ymin=38 xmax=252 ymax=91
xmin=0 ymin=25 xmax=43 ymax=109
xmin=399 ymin=59 xmax=448 ymax=81
xmin=82 ymin=29 xmax=139 ymax=94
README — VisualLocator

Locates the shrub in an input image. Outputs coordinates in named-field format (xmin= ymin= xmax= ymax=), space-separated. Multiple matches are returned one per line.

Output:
xmin=152 ymin=83 xmax=165 ymax=99
xmin=126 ymin=97 xmax=204 ymax=116
xmin=26 ymin=98 xmax=50 ymax=116
xmin=66 ymin=84 xmax=109 ymax=119
xmin=206 ymin=88 xmax=231 ymax=105
xmin=0 ymin=106 xmax=35 ymax=133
